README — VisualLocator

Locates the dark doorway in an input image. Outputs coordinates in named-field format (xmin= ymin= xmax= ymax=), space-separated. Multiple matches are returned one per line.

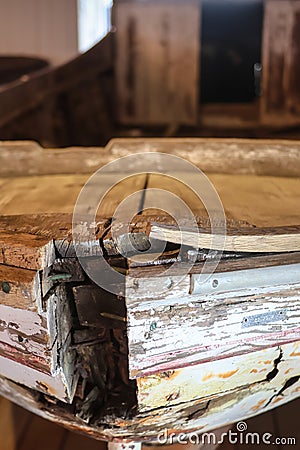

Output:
xmin=200 ymin=0 xmax=263 ymax=103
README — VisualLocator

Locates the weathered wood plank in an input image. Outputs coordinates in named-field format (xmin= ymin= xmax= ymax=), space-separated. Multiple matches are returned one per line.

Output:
xmin=107 ymin=138 xmax=300 ymax=178
xmin=146 ymin=172 xmax=300 ymax=227
xmin=0 ymin=264 xmax=76 ymax=402
xmin=208 ymin=172 xmax=300 ymax=227
xmin=136 ymin=347 xmax=281 ymax=411
xmin=0 ymin=265 xmax=37 ymax=310
xmin=0 ymin=173 xmax=147 ymax=217
xmin=261 ymin=1 xmax=300 ymax=124
xmin=126 ymin=277 xmax=300 ymax=377
xmin=0 ymin=232 xmax=55 ymax=270
xmin=261 ymin=1 xmax=294 ymax=121
xmin=114 ymin=0 xmax=200 ymax=125
xmin=129 ymin=251 xmax=300 ymax=277
xmin=0 ymin=355 xmax=71 ymax=402
xmin=0 ymin=141 xmax=108 ymax=177
xmin=0 ymin=340 xmax=300 ymax=441
xmin=0 ymin=139 xmax=300 ymax=177
xmin=110 ymin=152 xmax=299 ymax=233
xmin=149 ymin=224 xmax=300 ymax=252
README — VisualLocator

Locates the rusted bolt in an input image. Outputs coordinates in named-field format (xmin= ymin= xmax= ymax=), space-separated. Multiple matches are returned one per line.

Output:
xmin=2 ymin=282 xmax=10 ymax=294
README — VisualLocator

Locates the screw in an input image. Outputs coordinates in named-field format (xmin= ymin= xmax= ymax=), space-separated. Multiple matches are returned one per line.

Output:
xmin=212 ymin=279 xmax=219 ymax=288
xmin=150 ymin=321 xmax=157 ymax=332
xmin=2 ymin=282 xmax=10 ymax=294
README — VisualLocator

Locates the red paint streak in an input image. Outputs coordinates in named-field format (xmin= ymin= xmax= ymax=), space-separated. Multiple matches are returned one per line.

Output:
xmin=0 ymin=342 xmax=50 ymax=374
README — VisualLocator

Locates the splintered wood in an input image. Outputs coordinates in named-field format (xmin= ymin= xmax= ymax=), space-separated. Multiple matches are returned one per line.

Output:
xmin=149 ymin=224 xmax=300 ymax=252
xmin=0 ymin=138 xmax=299 ymax=442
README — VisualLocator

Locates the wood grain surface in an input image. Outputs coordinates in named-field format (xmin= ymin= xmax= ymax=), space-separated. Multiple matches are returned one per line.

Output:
xmin=0 ymin=172 xmax=299 ymax=229
xmin=114 ymin=0 xmax=200 ymax=125
xmin=0 ymin=138 xmax=300 ymax=177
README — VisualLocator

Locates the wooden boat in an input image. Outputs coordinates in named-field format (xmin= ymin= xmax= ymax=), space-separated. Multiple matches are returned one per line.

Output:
xmin=0 ymin=36 xmax=114 ymax=147
xmin=0 ymin=138 xmax=300 ymax=446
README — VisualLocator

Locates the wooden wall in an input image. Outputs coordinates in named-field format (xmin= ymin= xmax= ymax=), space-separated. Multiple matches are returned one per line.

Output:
xmin=0 ymin=0 xmax=78 ymax=65
xmin=114 ymin=0 xmax=200 ymax=126
xmin=114 ymin=0 xmax=300 ymax=131
xmin=261 ymin=0 xmax=300 ymax=125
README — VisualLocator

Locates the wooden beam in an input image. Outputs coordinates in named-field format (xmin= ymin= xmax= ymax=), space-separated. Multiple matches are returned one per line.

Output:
xmin=0 ymin=138 xmax=300 ymax=177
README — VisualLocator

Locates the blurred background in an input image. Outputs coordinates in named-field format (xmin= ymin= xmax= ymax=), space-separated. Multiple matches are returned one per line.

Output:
xmin=0 ymin=0 xmax=300 ymax=147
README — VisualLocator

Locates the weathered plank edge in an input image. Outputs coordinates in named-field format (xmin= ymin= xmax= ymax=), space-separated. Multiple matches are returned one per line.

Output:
xmin=0 ymin=138 xmax=300 ymax=177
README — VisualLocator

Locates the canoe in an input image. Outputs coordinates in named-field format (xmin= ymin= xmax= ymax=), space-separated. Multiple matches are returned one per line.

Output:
xmin=0 ymin=138 xmax=299 ymax=445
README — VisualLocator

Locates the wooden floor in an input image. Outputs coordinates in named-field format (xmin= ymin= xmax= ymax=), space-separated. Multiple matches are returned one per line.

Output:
xmin=0 ymin=397 xmax=299 ymax=449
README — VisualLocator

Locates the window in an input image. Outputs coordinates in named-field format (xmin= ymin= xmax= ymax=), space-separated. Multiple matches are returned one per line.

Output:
xmin=200 ymin=1 xmax=263 ymax=103
xmin=77 ymin=0 xmax=113 ymax=53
